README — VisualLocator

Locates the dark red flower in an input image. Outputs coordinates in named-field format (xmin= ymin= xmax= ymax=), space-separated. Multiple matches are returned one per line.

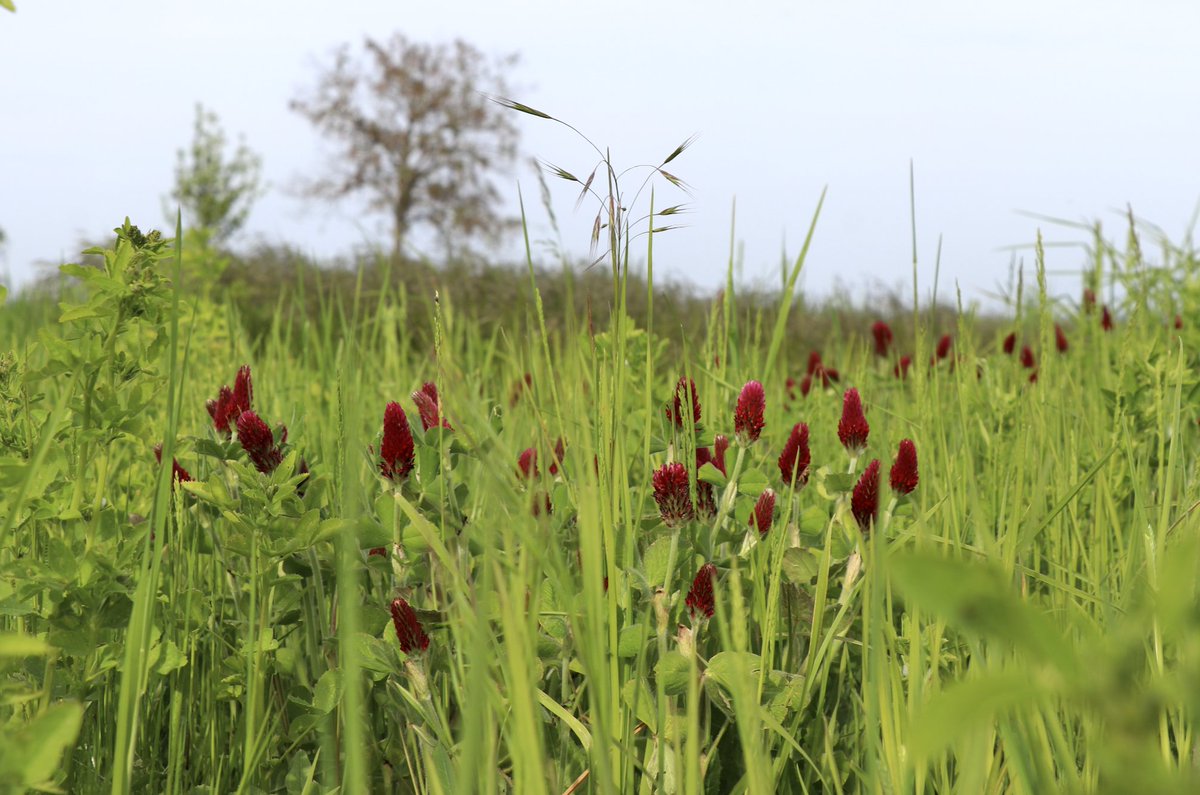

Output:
xmin=1002 ymin=332 xmax=1017 ymax=355
xmin=837 ymin=388 xmax=869 ymax=454
xmin=368 ymin=546 xmax=388 ymax=558
xmin=806 ymin=350 xmax=823 ymax=375
xmin=517 ymin=447 xmax=538 ymax=479
xmin=894 ymin=355 xmax=912 ymax=379
xmin=667 ymin=376 xmax=702 ymax=429
xmin=236 ymin=411 xmax=284 ymax=474
xmin=818 ymin=367 xmax=840 ymax=387
xmin=412 ymin=381 xmax=451 ymax=431
xmin=233 ymin=365 xmax=253 ymax=417
xmin=1020 ymin=345 xmax=1036 ymax=369
xmin=549 ymin=437 xmax=566 ymax=476
xmin=153 ymin=443 xmax=192 ymax=484
xmin=778 ymin=422 xmax=811 ymax=487
xmin=379 ymin=402 xmax=415 ymax=481
xmin=652 ymin=462 xmax=694 ymax=527
xmin=871 ymin=321 xmax=893 ymax=357
xmin=390 ymin=597 xmax=430 ymax=655
xmin=734 ymin=380 xmax=766 ymax=444
xmin=1028 ymin=370 xmax=1039 ymax=384
xmin=712 ymin=434 xmax=730 ymax=475
xmin=851 ymin=459 xmax=881 ymax=532
xmin=889 ymin=439 xmax=918 ymax=495
xmin=1101 ymin=306 xmax=1114 ymax=331
xmin=685 ymin=562 xmax=717 ymax=620
xmin=1055 ymin=324 xmax=1069 ymax=353
xmin=799 ymin=375 xmax=813 ymax=397
xmin=206 ymin=365 xmax=254 ymax=436
xmin=1174 ymin=314 xmax=1183 ymax=330
xmin=749 ymin=488 xmax=776 ymax=536
xmin=936 ymin=334 xmax=953 ymax=360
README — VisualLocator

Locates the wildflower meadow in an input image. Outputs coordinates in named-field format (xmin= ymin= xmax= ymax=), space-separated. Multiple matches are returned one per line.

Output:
xmin=3 ymin=128 xmax=1200 ymax=794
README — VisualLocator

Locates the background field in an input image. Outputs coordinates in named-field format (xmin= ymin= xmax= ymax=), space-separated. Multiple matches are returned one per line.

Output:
xmin=2 ymin=206 xmax=1200 ymax=795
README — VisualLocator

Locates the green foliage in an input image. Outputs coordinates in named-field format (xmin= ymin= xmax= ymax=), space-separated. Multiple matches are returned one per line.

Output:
xmin=168 ymin=103 xmax=262 ymax=244
xmin=5 ymin=180 xmax=1200 ymax=794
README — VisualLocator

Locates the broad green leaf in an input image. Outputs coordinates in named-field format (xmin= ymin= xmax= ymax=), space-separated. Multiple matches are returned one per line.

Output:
xmin=703 ymin=651 xmax=762 ymax=692
xmin=313 ymin=669 xmax=341 ymax=714
xmin=4 ymin=701 xmax=85 ymax=787
xmin=617 ymin=623 xmax=649 ymax=658
xmin=643 ymin=535 xmax=676 ymax=588
xmin=697 ymin=462 xmax=727 ymax=487
xmin=656 ymin=651 xmax=691 ymax=696
xmin=780 ymin=547 xmax=821 ymax=585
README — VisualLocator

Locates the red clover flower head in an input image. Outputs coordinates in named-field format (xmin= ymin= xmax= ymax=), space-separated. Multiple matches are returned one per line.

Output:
xmin=1020 ymin=345 xmax=1036 ymax=369
xmin=1101 ymin=306 xmax=1114 ymax=331
xmin=412 ymin=381 xmax=451 ymax=431
xmin=936 ymin=334 xmax=953 ymax=360
xmin=667 ymin=376 xmax=702 ymax=429
xmin=712 ymin=434 xmax=730 ymax=475
xmin=652 ymin=462 xmax=694 ymax=527
xmin=806 ymin=351 xmax=823 ymax=376
xmin=153 ymin=443 xmax=192 ymax=484
xmin=379 ymin=402 xmax=415 ymax=481
xmin=236 ymin=411 xmax=284 ymax=474
xmin=871 ymin=321 xmax=894 ymax=357
xmin=734 ymin=380 xmax=766 ymax=444
xmin=749 ymin=488 xmax=776 ymax=536
xmin=1002 ymin=332 xmax=1017 ymax=355
xmin=799 ymin=375 xmax=813 ymax=397
xmin=233 ymin=365 xmax=253 ymax=416
xmin=390 ymin=597 xmax=430 ymax=655
xmin=894 ymin=355 xmax=912 ymax=379
xmin=889 ymin=439 xmax=918 ymax=495
xmin=1055 ymin=324 xmax=1069 ymax=353
xmin=206 ymin=365 xmax=254 ymax=437
xmin=549 ymin=437 xmax=566 ymax=476
xmin=517 ymin=447 xmax=539 ymax=480
xmin=685 ymin=562 xmax=718 ymax=620
xmin=837 ymin=388 xmax=870 ymax=455
xmin=778 ymin=422 xmax=811 ymax=487
xmin=851 ymin=459 xmax=881 ymax=532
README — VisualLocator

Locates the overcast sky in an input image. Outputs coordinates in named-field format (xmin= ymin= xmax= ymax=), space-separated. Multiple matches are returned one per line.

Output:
xmin=2 ymin=1 xmax=1198 ymax=307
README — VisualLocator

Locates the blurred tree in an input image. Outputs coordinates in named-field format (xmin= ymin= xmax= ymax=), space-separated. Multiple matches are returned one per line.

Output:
xmin=168 ymin=104 xmax=263 ymax=244
xmin=290 ymin=34 xmax=520 ymax=260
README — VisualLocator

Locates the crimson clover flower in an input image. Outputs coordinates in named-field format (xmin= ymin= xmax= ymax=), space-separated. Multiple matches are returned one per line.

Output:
xmin=1020 ymin=345 xmax=1036 ymax=369
xmin=549 ymin=437 xmax=566 ymax=476
xmin=889 ymin=439 xmax=918 ymax=495
xmin=1101 ymin=306 xmax=1114 ymax=331
xmin=412 ymin=381 xmax=451 ymax=431
xmin=1002 ymin=332 xmax=1017 ymax=355
xmin=1055 ymin=324 xmax=1069 ymax=353
xmin=778 ymin=422 xmax=811 ymax=487
xmin=153 ymin=443 xmax=192 ymax=484
xmin=806 ymin=351 xmax=823 ymax=375
xmin=517 ymin=447 xmax=538 ymax=479
xmin=667 ymin=376 xmax=702 ymax=429
xmin=936 ymin=334 xmax=953 ymax=360
xmin=685 ymin=562 xmax=717 ymax=620
xmin=390 ymin=597 xmax=430 ymax=655
xmin=871 ymin=321 xmax=893 ymax=357
xmin=837 ymin=388 xmax=869 ymax=455
xmin=851 ymin=459 xmax=881 ymax=532
xmin=236 ymin=411 xmax=285 ymax=474
xmin=894 ymin=355 xmax=912 ymax=379
xmin=734 ymin=380 xmax=765 ymax=444
xmin=749 ymin=488 xmax=776 ymax=536
xmin=652 ymin=462 xmax=694 ymax=527
xmin=206 ymin=364 xmax=254 ymax=436
xmin=379 ymin=401 xmax=415 ymax=481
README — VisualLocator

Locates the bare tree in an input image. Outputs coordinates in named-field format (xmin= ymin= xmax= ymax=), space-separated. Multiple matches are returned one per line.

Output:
xmin=290 ymin=34 xmax=520 ymax=260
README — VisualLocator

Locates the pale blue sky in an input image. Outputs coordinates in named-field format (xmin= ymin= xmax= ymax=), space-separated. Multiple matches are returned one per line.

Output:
xmin=2 ymin=1 xmax=1198 ymax=305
